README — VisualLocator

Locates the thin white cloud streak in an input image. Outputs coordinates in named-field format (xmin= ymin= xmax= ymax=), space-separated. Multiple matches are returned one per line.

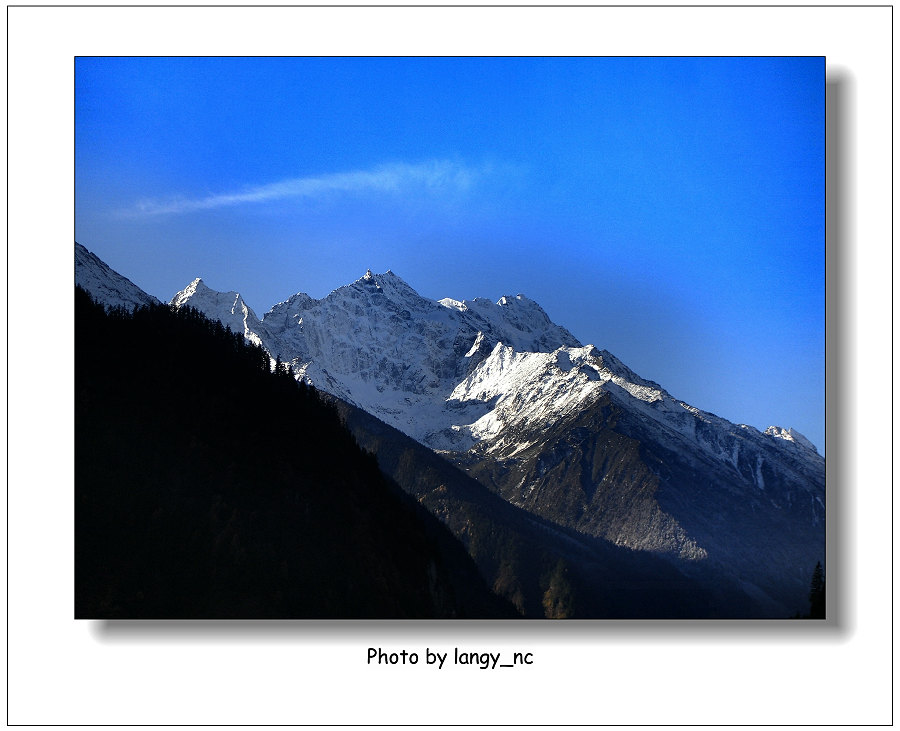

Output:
xmin=129 ymin=160 xmax=481 ymax=216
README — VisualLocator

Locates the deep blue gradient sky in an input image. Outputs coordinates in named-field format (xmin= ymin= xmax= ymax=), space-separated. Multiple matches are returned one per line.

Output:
xmin=75 ymin=57 xmax=825 ymax=452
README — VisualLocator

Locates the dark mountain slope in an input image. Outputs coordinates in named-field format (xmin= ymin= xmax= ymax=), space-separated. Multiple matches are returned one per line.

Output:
xmin=75 ymin=287 xmax=514 ymax=618
xmin=453 ymin=392 xmax=824 ymax=616
xmin=332 ymin=399 xmax=763 ymax=618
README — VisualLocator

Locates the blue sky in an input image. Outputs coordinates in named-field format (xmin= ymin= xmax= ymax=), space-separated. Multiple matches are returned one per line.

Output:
xmin=75 ymin=56 xmax=825 ymax=452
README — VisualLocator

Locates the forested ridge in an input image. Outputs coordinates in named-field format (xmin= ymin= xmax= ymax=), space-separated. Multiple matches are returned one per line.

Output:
xmin=75 ymin=286 xmax=515 ymax=618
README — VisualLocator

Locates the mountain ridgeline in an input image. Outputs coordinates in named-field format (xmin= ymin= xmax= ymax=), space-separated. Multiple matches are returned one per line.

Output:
xmin=75 ymin=243 xmax=825 ymax=618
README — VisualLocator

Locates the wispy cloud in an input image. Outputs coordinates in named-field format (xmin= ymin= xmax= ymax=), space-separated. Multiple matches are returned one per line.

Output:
xmin=128 ymin=160 xmax=480 ymax=216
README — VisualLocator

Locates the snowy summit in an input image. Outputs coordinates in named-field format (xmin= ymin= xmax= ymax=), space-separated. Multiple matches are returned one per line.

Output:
xmin=169 ymin=268 xmax=823 ymax=474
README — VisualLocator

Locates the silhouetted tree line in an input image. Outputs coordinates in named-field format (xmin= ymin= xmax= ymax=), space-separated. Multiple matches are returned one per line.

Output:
xmin=75 ymin=287 xmax=513 ymax=618
xmin=790 ymin=561 xmax=825 ymax=619
xmin=808 ymin=561 xmax=825 ymax=619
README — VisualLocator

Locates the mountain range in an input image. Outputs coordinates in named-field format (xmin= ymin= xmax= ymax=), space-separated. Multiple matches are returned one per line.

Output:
xmin=75 ymin=242 xmax=825 ymax=618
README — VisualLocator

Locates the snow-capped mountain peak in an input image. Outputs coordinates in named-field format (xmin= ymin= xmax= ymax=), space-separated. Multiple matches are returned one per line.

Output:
xmin=168 ymin=270 xmax=588 ymax=444
xmin=437 ymin=292 xmax=582 ymax=354
xmin=75 ymin=242 xmax=160 ymax=310
xmin=166 ymin=267 xmax=823 ymax=482
xmin=170 ymin=278 xmax=262 ymax=346
xmin=170 ymin=276 xmax=206 ymax=301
